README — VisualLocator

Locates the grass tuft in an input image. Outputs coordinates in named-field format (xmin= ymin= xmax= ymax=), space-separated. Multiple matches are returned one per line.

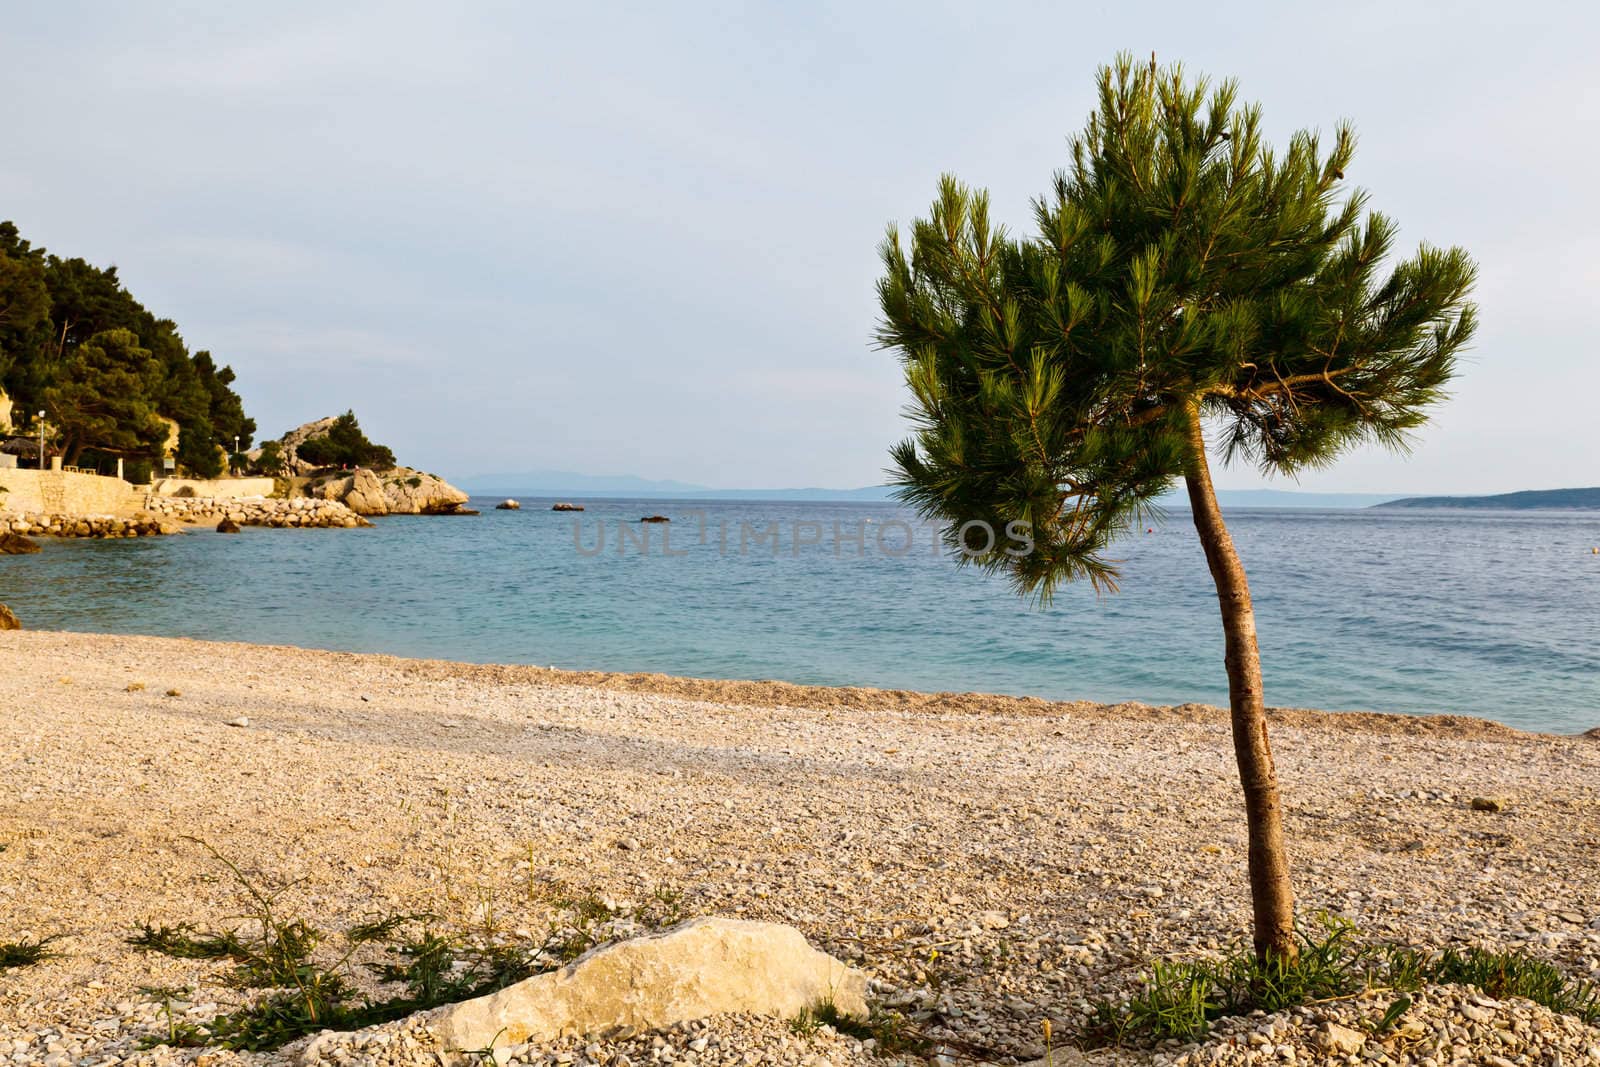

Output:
xmin=0 ymin=935 xmax=61 ymax=972
xmin=1084 ymin=916 xmax=1600 ymax=1048
xmin=789 ymin=998 xmax=928 ymax=1055
xmin=129 ymin=844 xmax=643 ymax=1051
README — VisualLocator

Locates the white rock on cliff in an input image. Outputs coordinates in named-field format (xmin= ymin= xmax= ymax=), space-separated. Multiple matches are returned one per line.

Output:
xmin=273 ymin=417 xmax=340 ymax=475
xmin=423 ymin=917 xmax=867 ymax=1059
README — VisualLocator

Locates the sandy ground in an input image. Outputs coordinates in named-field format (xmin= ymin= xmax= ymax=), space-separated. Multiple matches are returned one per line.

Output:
xmin=1 ymin=630 xmax=1597 ymax=1066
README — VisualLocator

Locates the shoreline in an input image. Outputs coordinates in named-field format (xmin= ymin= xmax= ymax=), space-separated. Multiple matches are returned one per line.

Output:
xmin=2 ymin=629 xmax=1597 ymax=1066
xmin=5 ymin=627 xmax=1567 ymax=742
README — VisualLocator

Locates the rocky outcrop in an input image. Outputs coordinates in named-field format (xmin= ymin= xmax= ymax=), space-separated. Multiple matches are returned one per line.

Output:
xmin=381 ymin=469 xmax=471 ymax=514
xmin=270 ymin=416 xmax=340 ymax=475
xmin=495 ymin=499 xmax=520 ymax=510
xmin=425 ymin=918 xmax=866 ymax=1058
xmin=1 ymin=530 xmax=42 ymax=553
xmin=552 ymin=502 xmax=584 ymax=512
xmin=311 ymin=468 xmax=390 ymax=514
xmin=308 ymin=467 xmax=470 ymax=516
xmin=254 ymin=418 xmax=471 ymax=515
xmin=217 ymin=518 xmax=242 ymax=534
xmin=144 ymin=496 xmax=371 ymax=529
xmin=0 ymin=603 xmax=19 ymax=630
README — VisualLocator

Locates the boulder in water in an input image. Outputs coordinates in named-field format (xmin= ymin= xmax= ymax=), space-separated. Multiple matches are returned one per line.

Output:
xmin=0 ymin=531 xmax=41 ymax=554
xmin=640 ymin=515 xmax=670 ymax=523
xmin=0 ymin=603 xmax=20 ymax=630
xmin=495 ymin=499 xmax=521 ymax=510
xmin=217 ymin=518 xmax=242 ymax=534
xmin=551 ymin=502 xmax=585 ymax=512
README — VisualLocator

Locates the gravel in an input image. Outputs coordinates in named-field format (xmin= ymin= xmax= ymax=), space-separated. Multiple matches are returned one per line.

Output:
xmin=1 ymin=630 xmax=1596 ymax=1066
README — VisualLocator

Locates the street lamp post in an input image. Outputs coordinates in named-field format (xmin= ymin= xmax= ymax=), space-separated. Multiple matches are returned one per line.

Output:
xmin=36 ymin=411 xmax=45 ymax=469
xmin=234 ymin=434 xmax=241 ymax=475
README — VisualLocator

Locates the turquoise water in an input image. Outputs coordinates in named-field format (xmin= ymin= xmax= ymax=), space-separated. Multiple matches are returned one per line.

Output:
xmin=3 ymin=499 xmax=1597 ymax=734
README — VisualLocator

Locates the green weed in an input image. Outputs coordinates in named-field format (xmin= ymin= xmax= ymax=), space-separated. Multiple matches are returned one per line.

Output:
xmin=0 ymin=935 xmax=60 ymax=972
xmin=129 ymin=844 xmax=548 ymax=1051
xmin=789 ymin=997 xmax=927 ymax=1055
xmin=1084 ymin=917 xmax=1600 ymax=1048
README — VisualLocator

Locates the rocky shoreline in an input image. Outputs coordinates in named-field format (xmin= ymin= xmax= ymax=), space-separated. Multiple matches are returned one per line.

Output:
xmin=1 ymin=467 xmax=470 ymax=540
xmin=3 ymin=512 xmax=173 ymax=538
xmin=141 ymin=495 xmax=371 ymax=529
xmin=0 ymin=632 xmax=1595 ymax=1067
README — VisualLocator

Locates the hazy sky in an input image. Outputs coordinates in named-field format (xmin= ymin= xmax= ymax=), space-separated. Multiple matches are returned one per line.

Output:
xmin=3 ymin=1 xmax=1594 ymax=492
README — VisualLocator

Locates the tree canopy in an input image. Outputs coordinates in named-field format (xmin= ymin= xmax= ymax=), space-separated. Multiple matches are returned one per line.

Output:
xmin=0 ymin=220 xmax=256 ymax=475
xmin=39 ymin=328 xmax=168 ymax=461
xmin=878 ymin=56 xmax=1477 ymax=598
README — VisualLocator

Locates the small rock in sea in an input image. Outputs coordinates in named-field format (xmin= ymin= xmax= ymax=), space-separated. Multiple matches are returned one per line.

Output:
xmin=0 ymin=603 xmax=21 ymax=630
xmin=226 ymin=717 xmax=251 ymax=728
xmin=216 ymin=518 xmax=242 ymax=534
xmin=1471 ymin=796 xmax=1507 ymax=812
xmin=552 ymin=502 xmax=585 ymax=511
xmin=640 ymin=515 xmax=670 ymax=523
xmin=0 ymin=531 xmax=42 ymax=554
xmin=495 ymin=499 xmax=521 ymax=510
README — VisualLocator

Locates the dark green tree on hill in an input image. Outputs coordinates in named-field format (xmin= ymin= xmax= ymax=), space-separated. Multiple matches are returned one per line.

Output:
xmin=0 ymin=220 xmax=255 ymax=474
xmin=0 ymin=224 xmax=52 ymax=407
xmin=877 ymin=56 xmax=1477 ymax=961
xmin=295 ymin=410 xmax=396 ymax=470
xmin=40 ymin=328 xmax=168 ymax=463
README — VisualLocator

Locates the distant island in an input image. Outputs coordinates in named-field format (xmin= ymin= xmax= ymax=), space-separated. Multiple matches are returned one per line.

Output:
xmin=1375 ymin=487 xmax=1600 ymax=510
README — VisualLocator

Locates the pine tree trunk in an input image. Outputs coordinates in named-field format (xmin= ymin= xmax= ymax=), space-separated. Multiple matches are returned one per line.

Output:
xmin=1181 ymin=402 xmax=1297 ymax=961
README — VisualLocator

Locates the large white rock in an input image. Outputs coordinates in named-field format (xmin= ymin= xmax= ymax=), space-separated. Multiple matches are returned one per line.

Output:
xmin=311 ymin=468 xmax=390 ymax=515
xmin=429 ymin=917 xmax=867 ymax=1056
xmin=379 ymin=468 xmax=469 ymax=514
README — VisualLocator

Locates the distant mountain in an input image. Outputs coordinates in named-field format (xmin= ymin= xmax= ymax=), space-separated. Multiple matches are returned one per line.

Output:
xmin=1374 ymin=487 xmax=1600 ymax=510
xmin=459 ymin=470 xmax=896 ymax=501
xmin=462 ymin=470 xmax=1405 ymax=507
xmin=459 ymin=469 xmax=715 ymax=496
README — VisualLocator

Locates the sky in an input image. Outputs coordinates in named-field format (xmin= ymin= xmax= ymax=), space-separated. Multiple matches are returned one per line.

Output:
xmin=2 ymin=1 xmax=1595 ymax=493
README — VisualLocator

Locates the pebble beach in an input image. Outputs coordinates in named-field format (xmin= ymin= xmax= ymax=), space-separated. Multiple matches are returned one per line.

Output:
xmin=1 ymin=630 xmax=1597 ymax=1066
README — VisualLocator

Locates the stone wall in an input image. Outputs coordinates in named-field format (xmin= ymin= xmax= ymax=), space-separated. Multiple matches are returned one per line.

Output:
xmin=5 ymin=512 xmax=171 ymax=538
xmin=0 ymin=469 xmax=144 ymax=516
xmin=143 ymin=495 xmax=371 ymax=528
xmin=151 ymin=476 xmax=278 ymax=499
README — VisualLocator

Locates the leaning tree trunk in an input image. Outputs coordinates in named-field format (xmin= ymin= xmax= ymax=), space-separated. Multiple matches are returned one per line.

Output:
xmin=1181 ymin=402 xmax=1297 ymax=961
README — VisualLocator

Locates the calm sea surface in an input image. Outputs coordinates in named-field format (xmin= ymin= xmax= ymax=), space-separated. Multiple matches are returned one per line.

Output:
xmin=3 ymin=499 xmax=1597 ymax=734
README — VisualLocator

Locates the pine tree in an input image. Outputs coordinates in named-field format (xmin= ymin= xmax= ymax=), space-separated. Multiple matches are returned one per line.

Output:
xmin=40 ymin=328 xmax=168 ymax=464
xmin=877 ymin=56 xmax=1477 ymax=960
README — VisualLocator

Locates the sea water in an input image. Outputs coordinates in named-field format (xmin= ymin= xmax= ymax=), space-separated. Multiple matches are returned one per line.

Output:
xmin=3 ymin=500 xmax=1596 ymax=734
